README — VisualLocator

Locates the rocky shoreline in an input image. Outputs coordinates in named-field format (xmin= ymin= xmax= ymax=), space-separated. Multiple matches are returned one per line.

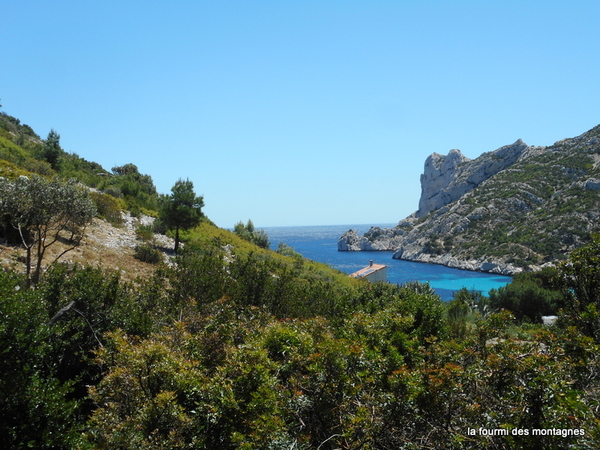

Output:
xmin=338 ymin=228 xmax=522 ymax=276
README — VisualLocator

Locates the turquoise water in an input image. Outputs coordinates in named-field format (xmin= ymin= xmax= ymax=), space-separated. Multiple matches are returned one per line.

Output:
xmin=264 ymin=224 xmax=512 ymax=301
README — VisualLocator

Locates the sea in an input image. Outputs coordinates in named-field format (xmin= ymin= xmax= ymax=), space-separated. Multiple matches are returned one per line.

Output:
xmin=264 ymin=224 xmax=512 ymax=301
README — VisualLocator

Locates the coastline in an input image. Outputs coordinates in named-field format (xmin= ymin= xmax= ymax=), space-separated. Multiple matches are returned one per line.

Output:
xmin=338 ymin=228 xmax=540 ymax=277
xmin=391 ymin=250 xmax=522 ymax=276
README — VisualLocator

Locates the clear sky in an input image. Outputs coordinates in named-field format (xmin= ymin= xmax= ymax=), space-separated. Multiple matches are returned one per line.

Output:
xmin=2 ymin=1 xmax=599 ymax=227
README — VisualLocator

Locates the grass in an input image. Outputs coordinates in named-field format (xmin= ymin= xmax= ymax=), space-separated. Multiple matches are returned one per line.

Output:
xmin=185 ymin=219 xmax=359 ymax=288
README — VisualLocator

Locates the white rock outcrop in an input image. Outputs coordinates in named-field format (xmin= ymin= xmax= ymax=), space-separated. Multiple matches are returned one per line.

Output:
xmin=417 ymin=140 xmax=527 ymax=217
xmin=338 ymin=226 xmax=405 ymax=252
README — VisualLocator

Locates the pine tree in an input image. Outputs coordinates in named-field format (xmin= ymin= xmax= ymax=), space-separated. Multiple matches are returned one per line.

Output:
xmin=43 ymin=129 xmax=62 ymax=171
xmin=159 ymin=179 xmax=204 ymax=253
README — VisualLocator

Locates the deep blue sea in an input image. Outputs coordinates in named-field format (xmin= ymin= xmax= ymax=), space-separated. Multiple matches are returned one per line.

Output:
xmin=264 ymin=224 xmax=512 ymax=301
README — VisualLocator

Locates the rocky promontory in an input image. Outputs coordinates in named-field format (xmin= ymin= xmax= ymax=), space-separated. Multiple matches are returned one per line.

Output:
xmin=417 ymin=140 xmax=527 ymax=217
xmin=339 ymin=125 xmax=600 ymax=275
xmin=337 ymin=227 xmax=404 ymax=252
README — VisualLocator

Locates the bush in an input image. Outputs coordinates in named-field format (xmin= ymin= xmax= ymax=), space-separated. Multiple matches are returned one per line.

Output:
xmin=233 ymin=219 xmax=270 ymax=249
xmin=557 ymin=236 xmax=600 ymax=340
xmin=488 ymin=270 xmax=561 ymax=323
xmin=135 ymin=223 xmax=154 ymax=242
xmin=90 ymin=191 xmax=124 ymax=226
xmin=134 ymin=244 xmax=162 ymax=264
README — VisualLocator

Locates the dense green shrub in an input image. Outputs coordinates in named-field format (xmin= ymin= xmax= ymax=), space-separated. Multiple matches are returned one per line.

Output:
xmin=488 ymin=269 xmax=562 ymax=323
xmin=0 ymin=270 xmax=84 ymax=449
xmin=5 ymin=203 xmax=600 ymax=449
xmin=2 ymin=246 xmax=600 ymax=449
xmin=167 ymin=247 xmax=230 ymax=306
xmin=557 ymin=235 xmax=600 ymax=340
xmin=96 ymin=163 xmax=159 ymax=215
xmin=234 ymin=219 xmax=270 ymax=249
xmin=135 ymin=223 xmax=155 ymax=242
xmin=134 ymin=243 xmax=163 ymax=264
xmin=90 ymin=190 xmax=124 ymax=226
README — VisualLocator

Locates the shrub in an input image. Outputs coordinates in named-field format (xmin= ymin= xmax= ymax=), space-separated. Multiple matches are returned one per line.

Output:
xmin=90 ymin=191 xmax=124 ymax=226
xmin=135 ymin=223 xmax=154 ymax=243
xmin=488 ymin=270 xmax=561 ymax=323
xmin=557 ymin=236 xmax=600 ymax=340
xmin=233 ymin=219 xmax=271 ymax=249
xmin=134 ymin=244 xmax=162 ymax=264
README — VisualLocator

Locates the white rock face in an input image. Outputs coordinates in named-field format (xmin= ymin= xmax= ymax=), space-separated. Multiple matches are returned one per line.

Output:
xmin=338 ymin=230 xmax=361 ymax=251
xmin=392 ymin=244 xmax=522 ymax=275
xmin=418 ymin=149 xmax=470 ymax=217
xmin=338 ymin=226 xmax=405 ymax=251
xmin=417 ymin=140 xmax=527 ymax=217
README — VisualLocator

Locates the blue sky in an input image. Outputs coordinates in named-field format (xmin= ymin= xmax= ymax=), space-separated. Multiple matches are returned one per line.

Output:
xmin=2 ymin=1 xmax=599 ymax=227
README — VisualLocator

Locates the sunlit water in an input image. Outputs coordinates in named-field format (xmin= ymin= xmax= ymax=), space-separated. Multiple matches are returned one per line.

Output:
xmin=264 ymin=224 xmax=511 ymax=301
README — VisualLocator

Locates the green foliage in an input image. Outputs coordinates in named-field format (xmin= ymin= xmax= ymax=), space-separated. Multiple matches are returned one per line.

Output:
xmin=488 ymin=269 xmax=562 ymax=323
xmin=159 ymin=178 xmax=204 ymax=253
xmin=0 ymin=132 xmax=53 ymax=177
xmin=2 ymin=248 xmax=600 ymax=448
xmin=0 ymin=158 xmax=31 ymax=179
xmin=0 ymin=270 xmax=83 ymax=449
xmin=99 ymin=163 xmax=159 ymax=215
xmin=135 ymin=223 xmax=155 ymax=242
xmin=448 ymin=294 xmax=471 ymax=339
xmin=167 ymin=246 xmax=230 ymax=306
xmin=0 ymin=175 xmax=96 ymax=285
xmin=234 ymin=219 xmax=271 ymax=249
xmin=59 ymin=152 xmax=109 ymax=188
xmin=276 ymin=241 xmax=302 ymax=258
xmin=134 ymin=243 xmax=163 ymax=264
xmin=90 ymin=190 xmax=124 ymax=226
xmin=43 ymin=129 xmax=63 ymax=171
xmin=0 ymin=132 xmax=31 ymax=165
xmin=557 ymin=236 xmax=600 ymax=340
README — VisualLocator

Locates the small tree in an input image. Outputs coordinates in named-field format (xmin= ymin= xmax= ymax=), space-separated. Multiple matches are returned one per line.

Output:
xmin=43 ymin=129 xmax=63 ymax=171
xmin=159 ymin=179 xmax=203 ymax=253
xmin=111 ymin=163 xmax=140 ymax=176
xmin=233 ymin=219 xmax=270 ymax=249
xmin=0 ymin=175 xmax=96 ymax=285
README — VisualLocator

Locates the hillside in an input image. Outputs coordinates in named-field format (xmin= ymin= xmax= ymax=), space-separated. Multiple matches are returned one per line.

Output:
xmin=0 ymin=211 xmax=170 ymax=281
xmin=0 ymin=110 xmax=356 ymax=287
xmin=340 ymin=125 xmax=600 ymax=274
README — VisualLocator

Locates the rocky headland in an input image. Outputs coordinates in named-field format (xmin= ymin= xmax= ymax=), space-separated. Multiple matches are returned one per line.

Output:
xmin=339 ymin=125 xmax=600 ymax=275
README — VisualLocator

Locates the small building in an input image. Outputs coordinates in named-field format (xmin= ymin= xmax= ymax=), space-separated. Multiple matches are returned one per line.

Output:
xmin=349 ymin=260 xmax=388 ymax=282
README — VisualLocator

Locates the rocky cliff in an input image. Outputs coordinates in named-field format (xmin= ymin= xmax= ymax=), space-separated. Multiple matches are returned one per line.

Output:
xmin=339 ymin=125 xmax=600 ymax=275
xmin=417 ymin=140 xmax=527 ymax=217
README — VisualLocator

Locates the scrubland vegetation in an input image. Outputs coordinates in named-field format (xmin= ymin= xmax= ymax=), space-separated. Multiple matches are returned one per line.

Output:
xmin=1 ymin=110 xmax=600 ymax=449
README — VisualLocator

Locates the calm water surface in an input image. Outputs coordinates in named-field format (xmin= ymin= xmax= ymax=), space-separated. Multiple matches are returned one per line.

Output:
xmin=264 ymin=224 xmax=512 ymax=301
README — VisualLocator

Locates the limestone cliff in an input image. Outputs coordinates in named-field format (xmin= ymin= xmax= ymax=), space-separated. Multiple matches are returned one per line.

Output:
xmin=339 ymin=125 xmax=600 ymax=275
xmin=417 ymin=140 xmax=527 ymax=217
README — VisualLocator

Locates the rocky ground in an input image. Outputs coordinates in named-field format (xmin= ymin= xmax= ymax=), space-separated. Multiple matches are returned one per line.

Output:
xmin=0 ymin=213 xmax=176 ymax=282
